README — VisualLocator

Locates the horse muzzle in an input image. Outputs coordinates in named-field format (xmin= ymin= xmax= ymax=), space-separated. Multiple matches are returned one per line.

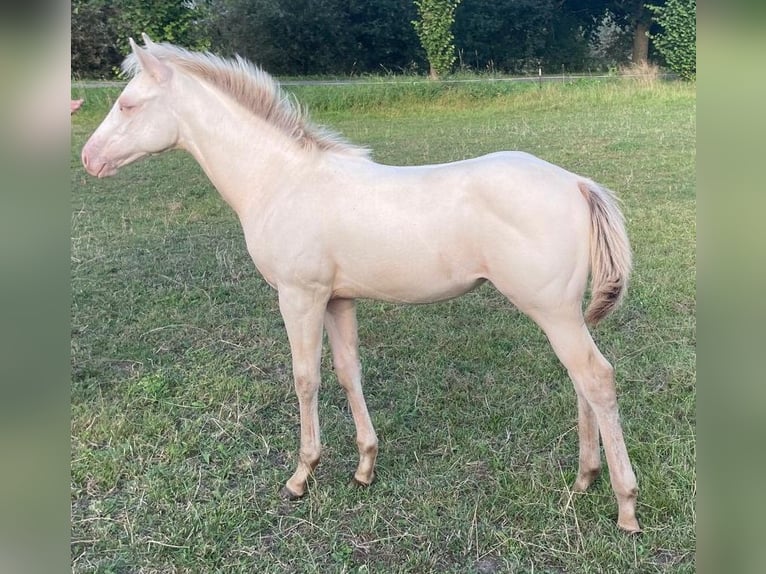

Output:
xmin=81 ymin=142 xmax=118 ymax=178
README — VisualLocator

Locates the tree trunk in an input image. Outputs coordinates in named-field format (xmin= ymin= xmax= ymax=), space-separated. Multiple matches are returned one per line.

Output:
xmin=632 ymin=21 xmax=649 ymax=65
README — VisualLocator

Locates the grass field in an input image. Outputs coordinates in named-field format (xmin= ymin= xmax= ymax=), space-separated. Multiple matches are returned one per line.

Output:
xmin=71 ymin=78 xmax=696 ymax=573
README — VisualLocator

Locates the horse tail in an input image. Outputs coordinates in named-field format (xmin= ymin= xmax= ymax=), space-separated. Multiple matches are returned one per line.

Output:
xmin=578 ymin=181 xmax=632 ymax=326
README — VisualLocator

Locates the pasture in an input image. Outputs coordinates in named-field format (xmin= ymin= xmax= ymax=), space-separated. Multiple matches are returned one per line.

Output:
xmin=71 ymin=78 xmax=695 ymax=572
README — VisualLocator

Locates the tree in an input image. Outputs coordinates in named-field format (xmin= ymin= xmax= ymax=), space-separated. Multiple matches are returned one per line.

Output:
xmin=208 ymin=0 xmax=422 ymax=75
xmin=589 ymin=9 xmax=633 ymax=70
xmin=648 ymin=0 xmax=696 ymax=80
xmin=347 ymin=0 xmax=422 ymax=74
xmin=453 ymin=0 xmax=553 ymax=74
xmin=412 ymin=0 xmax=462 ymax=78
xmin=71 ymin=0 xmax=122 ymax=78
xmin=629 ymin=3 xmax=651 ymax=65
xmin=71 ymin=0 xmax=212 ymax=77
xmin=71 ymin=0 xmax=684 ymax=78
xmin=110 ymin=0 xmax=212 ymax=56
xmin=606 ymin=0 xmax=664 ymax=65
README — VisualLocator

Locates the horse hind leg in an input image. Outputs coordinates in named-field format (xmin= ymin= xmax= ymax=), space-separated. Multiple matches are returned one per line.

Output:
xmin=530 ymin=306 xmax=640 ymax=533
xmin=573 ymin=391 xmax=601 ymax=492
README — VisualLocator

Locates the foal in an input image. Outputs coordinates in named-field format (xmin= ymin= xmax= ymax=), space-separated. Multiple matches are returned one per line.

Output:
xmin=82 ymin=35 xmax=640 ymax=532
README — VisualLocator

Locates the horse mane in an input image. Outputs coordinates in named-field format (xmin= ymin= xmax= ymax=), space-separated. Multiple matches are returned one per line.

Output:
xmin=122 ymin=42 xmax=369 ymax=158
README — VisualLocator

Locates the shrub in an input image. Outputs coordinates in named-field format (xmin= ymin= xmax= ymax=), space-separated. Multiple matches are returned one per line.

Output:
xmin=412 ymin=0 xmax=462 ymax=78
xmin=648 ymin=0 xmax=696 ymax=80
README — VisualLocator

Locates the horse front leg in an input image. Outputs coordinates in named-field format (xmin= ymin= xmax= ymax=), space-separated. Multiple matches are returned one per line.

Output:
xmin=324 ymin=298 xmax=378 ymax=487
xmin=277 ymin=285 xmax=329 ymax=499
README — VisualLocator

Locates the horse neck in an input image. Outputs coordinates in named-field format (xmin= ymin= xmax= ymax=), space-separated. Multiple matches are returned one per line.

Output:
xmin=172 ymin=76 xmax=307 ymax=217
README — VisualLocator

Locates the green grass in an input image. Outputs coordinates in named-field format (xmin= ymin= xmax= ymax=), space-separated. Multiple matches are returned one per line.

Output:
xmin=71 ymin=78 xmax=695 ymax=572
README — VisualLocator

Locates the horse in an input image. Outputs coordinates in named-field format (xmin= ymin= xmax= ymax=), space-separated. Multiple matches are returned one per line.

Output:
xmin=82 ymin=35 xmax=640 ymax=532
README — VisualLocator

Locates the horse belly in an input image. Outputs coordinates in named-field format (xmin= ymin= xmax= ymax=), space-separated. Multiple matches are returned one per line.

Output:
xmin=331 ymin=248 xmax=486 ymax=304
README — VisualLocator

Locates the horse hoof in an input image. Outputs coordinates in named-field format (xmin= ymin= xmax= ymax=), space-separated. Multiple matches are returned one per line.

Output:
xmin=618 ymin=518 xmax=642 ymax=534
xmin=279 ymin=485 xmax=304 ymax=501
xmin=349 ymin=475 xmax=374 ymax=489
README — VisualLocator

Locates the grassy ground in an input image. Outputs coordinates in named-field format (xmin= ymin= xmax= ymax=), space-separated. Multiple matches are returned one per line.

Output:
xmin=71 ymin=78 xmax=695 ymax=573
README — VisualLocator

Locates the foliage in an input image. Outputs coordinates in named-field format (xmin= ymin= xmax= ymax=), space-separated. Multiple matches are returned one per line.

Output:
xmin=71 ymin=0 xmax=122 ymax=78
xmin=346 ymin=0 xmax=424 ymax=74
xmin=71 ymin=0 xmax=212 ymax=78
xmin=109 ymin=0 xmax=212 ymax=55
xmin=648 ymin=0 xmax=696 ymax=80
xmin=596 ymin=0 xmax=664 ymax=66
xmin=452 ymin=0 xmax=551 ymax=74
xmin=589 ymin=10 xmax=633 ymax=70
xmin=540 ymin=5 xmax=592 ymax=73
xmin=70 ymin=0 xmax=692 ymax=77
xmin=207 ymin=0 xmax=347 ymax=75
xmin=411 ymin=0 xmax=462 ymax=78
xmin=207 ymin=0 xmax=422 ymax=75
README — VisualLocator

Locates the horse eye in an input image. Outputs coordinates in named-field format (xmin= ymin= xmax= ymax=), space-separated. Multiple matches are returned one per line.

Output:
xmin=119 ymin=103 xmax=136 ymax=113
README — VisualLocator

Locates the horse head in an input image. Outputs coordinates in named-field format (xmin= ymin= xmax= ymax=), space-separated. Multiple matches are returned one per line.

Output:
xmin=82 ymin=35 xmax=180 ymax=178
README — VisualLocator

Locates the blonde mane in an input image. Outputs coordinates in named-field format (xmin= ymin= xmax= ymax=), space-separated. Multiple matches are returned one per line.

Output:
xmin=122 ymin=42 xmax=369 ymax=157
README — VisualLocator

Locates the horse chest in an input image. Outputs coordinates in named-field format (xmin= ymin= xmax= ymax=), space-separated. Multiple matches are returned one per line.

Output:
xmin=242 ymin=222 xmax=331 ymax=291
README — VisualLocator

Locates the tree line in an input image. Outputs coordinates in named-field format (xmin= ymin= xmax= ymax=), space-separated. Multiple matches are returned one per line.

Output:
xmin=71 ymin=0 xmax=695 ymax=79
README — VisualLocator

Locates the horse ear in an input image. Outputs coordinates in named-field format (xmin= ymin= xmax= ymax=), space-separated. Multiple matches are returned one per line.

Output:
xmin=141 ymin=33 xmax=156 ymax=48
xmin=128 ymin=36 xmax=171 ymax=84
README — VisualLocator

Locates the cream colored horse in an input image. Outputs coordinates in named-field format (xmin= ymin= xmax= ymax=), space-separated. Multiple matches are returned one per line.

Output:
xmin=82 ymin=35 xmax=640 ymax=532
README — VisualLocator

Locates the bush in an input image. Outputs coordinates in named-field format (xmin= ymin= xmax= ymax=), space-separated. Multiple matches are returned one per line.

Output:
xmin=648 ymin=0 xmax=696 ymax=80
xmin=412 ymin=0 xmax=462 ymax=78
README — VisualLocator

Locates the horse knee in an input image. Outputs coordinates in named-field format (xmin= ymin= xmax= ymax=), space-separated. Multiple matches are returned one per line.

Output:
xmin=293 ymin=372 xmax=320 ymax=400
